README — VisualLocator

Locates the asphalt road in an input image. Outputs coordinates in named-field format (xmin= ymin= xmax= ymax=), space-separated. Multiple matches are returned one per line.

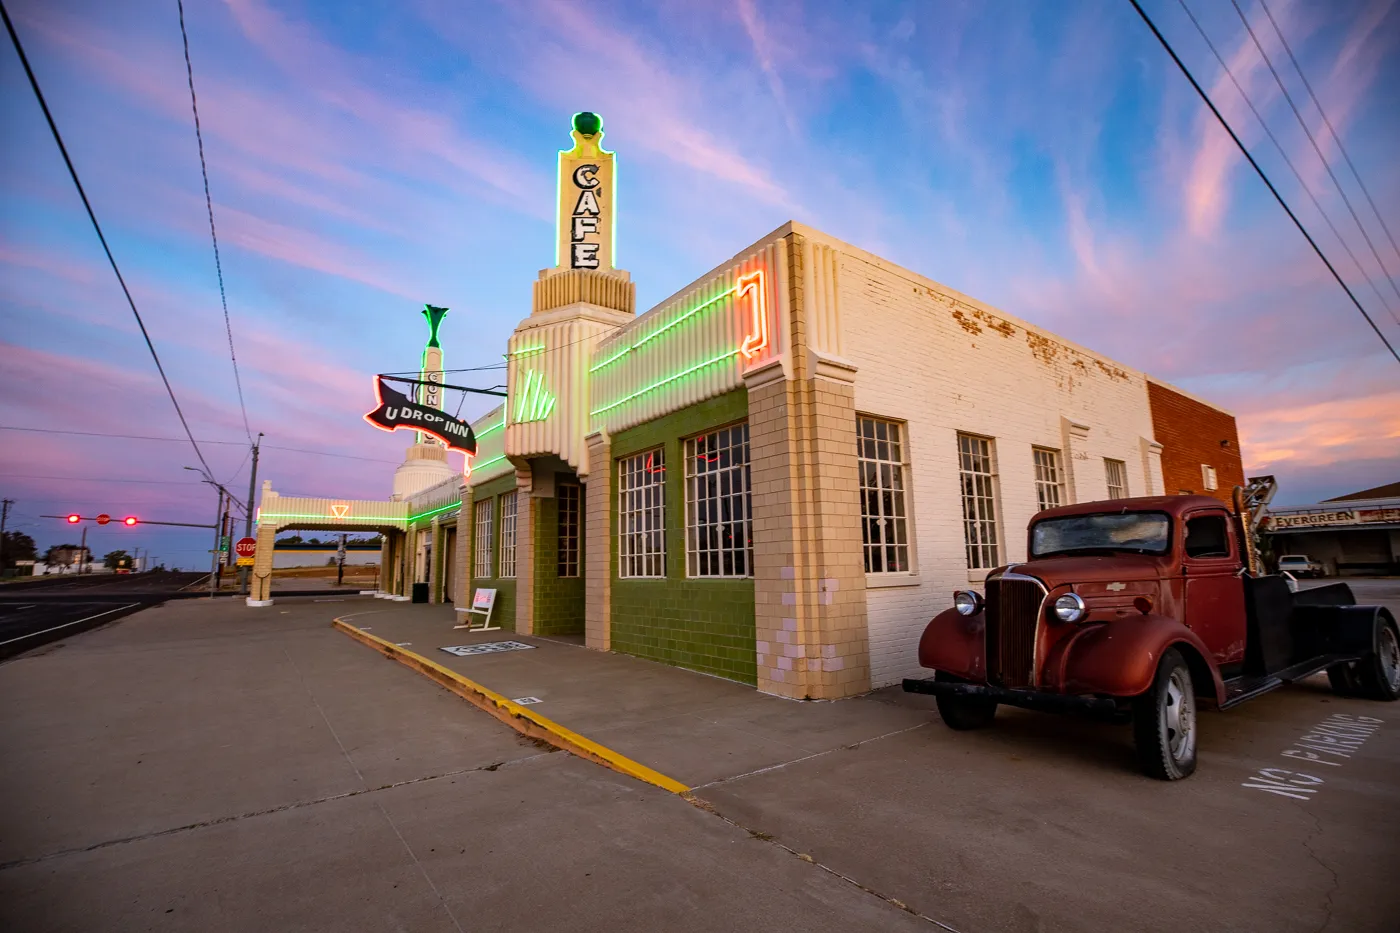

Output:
xmin=0 ymin=572 xmax=205 ymax=660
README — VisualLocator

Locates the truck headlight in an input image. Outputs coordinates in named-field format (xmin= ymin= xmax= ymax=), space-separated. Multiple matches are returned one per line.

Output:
xmin=953 ymin=590 xmax=983 ymax=616
xmin=1053 ymin=593 xmax=1087 ymax=623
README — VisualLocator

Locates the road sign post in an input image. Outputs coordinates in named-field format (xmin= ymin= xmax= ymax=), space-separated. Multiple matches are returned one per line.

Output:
xmin=234 ymin=536 xmax=257 ymax=568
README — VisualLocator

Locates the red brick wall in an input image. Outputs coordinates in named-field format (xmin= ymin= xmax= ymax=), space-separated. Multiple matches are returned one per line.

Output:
xmin=1147 ymin=380 xmax=1245 ymax=503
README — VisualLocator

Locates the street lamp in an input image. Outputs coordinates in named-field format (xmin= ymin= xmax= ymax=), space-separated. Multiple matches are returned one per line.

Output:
xmin=186 ymin=467 xmax=223 ymax=598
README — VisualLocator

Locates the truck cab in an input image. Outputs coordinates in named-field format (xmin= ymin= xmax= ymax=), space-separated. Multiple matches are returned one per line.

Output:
xmin=905 ymin=490 xmax=1399 ymax=781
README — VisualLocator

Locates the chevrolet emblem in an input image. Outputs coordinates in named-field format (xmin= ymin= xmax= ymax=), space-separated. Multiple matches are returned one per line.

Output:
xmin=1106 ymin=582 xmax=1127 ymax=592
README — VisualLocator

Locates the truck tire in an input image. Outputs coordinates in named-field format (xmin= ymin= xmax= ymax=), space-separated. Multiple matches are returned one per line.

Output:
xmin=1326 ymin=662 xmax=1360 ymax=697
xmin=1353 ymin=615 xmax=1400 ymax=702
xmin=1133 ymin=649 xmax=1198 ymax=781
xmin=934 ymin=672 xmax=997 ymax=730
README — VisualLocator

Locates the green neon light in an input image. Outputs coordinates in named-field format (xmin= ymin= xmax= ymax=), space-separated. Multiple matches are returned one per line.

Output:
xmin=408 ymin=500 xmax=461 ymax=523
xmin=590 ymin=349 xmax=741 ymax=417
xmin=422 ymin=305 xmax=449 ymax=349
xmin=589 ymin=284 xmax=738 ymax=373
xmin=477 ymin=418 xmax=505 ymax=439
xmin=511 ymin=343 xmax=546 ymax=358
xmin=471 ymin=454 xmax=508 ymax=472
xmin=259 ymin=512 xmax=401 ymax=523
xmin=514 ymin=369 xmax=556 ymax=423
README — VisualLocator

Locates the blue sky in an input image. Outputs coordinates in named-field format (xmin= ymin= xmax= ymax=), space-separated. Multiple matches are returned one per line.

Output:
xmin=2 ymin=0 xmax=1397 ymax=567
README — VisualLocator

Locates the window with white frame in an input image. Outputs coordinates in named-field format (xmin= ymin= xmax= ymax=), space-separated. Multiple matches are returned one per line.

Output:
xmin=557 ymin=483 xmax=580 ymax=578
xmin=498 ymin=491 xmax=518 ymax=578
xmin=1033 ymin=447 xmax=1064 ymax=513
xmin=858 ymin=417 xmax=911 ymax=573
xmin=473 ymin=499 xmax=494 ymax=578
xmin=958 ymin=434 xmax=1000 ymax=570
xmin=618 ymin=448 xmax=666 ymax=578
xmin=1201 ymin=464 xmax=1218 ymax=491
xmin=685 ymin=422 xmax=752 ymax=577
xmin=1105 ymin=459 xmax=1128 ymax=499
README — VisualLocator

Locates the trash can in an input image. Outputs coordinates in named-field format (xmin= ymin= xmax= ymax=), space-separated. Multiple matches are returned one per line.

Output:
xmin=411 ymin=582 xmax=429 ymax=604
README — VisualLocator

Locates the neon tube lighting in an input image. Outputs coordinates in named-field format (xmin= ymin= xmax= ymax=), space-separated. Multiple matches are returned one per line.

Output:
xmin=589 ymin=285 xmax=739 ymax=373
xmin=471 ymin=454 xmax=508 ymax=472
xmin=511 ymin=343 xmax=546 ymax=357
xmin=259 ymin=512 xmax=399 ymax=523
xmin=476 ymin=419 xmax=506 ymax=439
xmin=590 ymin=349 xmax=741 ymax=416
xmin=408 ymin=500 xmax=461 ymax=523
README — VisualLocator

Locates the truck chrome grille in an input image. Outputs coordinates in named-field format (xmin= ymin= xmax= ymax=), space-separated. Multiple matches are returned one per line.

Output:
xmin=985 ymin=577 xmax=1043 ymax=688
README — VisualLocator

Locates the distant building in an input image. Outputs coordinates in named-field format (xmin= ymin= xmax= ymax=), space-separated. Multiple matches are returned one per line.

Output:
xmin=1264 ymin=483 xmax=1400 ymax=576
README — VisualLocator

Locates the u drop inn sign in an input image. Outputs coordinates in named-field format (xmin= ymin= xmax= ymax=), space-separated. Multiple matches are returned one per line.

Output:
xmin=364 ymin=378 xmax=478 ymax=455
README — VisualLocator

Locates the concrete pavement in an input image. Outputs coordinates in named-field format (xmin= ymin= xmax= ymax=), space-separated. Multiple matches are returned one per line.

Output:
xmin=0 ymin=597 xmax=930 ymax=932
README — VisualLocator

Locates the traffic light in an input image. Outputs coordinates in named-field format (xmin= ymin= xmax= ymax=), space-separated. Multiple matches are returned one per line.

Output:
xmin=96 ymin=513 xmax=111 ymax=525
xmin=67 ymin=514 xmax=81 ymax=524
xmin=123 ymin=516 xmax=138 ymax=526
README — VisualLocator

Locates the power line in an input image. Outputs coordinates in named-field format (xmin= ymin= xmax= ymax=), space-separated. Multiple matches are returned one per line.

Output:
xmin=0 ymin=474 xmax=205 ymax=485
xmin=1175 ymin=0 xmax=1400 ymax=326
xmin=1126 ymin=0 xmax=1399 ymax=365
xmin=1257 ymin=0 xmax=1400 ymax=280
xmin=177 ymin=0 xmax=253 ymax=445
xmin=0 ymin=426 xmax=401 ymax=464
xmin=0 ymin=1 xmax=219 ymax=475
xmin=1228 ymin=0 xmax=1400 ymax=311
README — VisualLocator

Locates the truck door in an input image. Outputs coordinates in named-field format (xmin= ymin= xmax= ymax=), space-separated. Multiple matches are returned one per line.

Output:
xmin=1182 ymin=510 xmax=1247 ymax=667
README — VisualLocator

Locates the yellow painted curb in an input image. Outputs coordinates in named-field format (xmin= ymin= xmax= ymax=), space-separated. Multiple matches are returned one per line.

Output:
xmin=333 ymin=618 xmax=689 ymax=795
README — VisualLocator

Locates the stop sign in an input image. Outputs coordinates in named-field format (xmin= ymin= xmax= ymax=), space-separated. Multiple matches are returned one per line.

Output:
xmin=234 ymin=537 xmax=257 ymax=559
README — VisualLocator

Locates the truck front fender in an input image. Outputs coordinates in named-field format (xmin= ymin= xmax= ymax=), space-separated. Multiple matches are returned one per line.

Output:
xmin=917 ymin=607 xmax=985 ymax=682
xmin=1057 ymin=615 xmax=1225 ymax=706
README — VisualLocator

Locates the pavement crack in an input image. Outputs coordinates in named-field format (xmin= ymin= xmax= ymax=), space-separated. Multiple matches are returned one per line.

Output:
xmin=683 ymin=792 xmax=965 ymax=932
xmin=0 ymin=755 xmax=549 ymax=873
xmin=1302 ymin=809 xmax=1339 ymax=933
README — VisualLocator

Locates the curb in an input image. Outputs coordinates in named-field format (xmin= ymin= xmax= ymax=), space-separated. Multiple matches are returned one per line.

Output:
xmin=332 ymin=618 xmax=689 ymax=795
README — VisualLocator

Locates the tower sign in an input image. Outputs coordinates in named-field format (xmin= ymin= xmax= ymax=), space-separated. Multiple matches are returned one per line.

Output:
xmin=419 ymin=304 xmax=448 ymax=444
xmin=556 ymin=112 xmax=615 ymax=272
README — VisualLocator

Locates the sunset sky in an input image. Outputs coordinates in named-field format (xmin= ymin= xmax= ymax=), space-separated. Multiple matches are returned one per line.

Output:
xmin=2 ymin=0 xmax=1397 ymax=567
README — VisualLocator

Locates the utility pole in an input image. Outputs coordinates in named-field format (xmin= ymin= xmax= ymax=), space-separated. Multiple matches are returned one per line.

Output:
xmin=208 ymin=486 xmax=223 ymax=599
xmin=78 ymin=525 xmax=87 ymax=575
xmin=0 ymin=497 xmax=13 ymax=571
xmin=336 ymin=532 xmax=347 ymax=587
xmin=240 ymin=432 xmax=264 ymax=596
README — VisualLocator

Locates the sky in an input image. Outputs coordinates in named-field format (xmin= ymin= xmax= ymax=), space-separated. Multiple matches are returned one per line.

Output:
xmin=1 ymin=0 xmax=1397 ymax=568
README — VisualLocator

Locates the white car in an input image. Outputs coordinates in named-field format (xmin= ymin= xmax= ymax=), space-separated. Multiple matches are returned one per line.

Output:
xmin=1277 ymin=554 xmax=1324 ymax=578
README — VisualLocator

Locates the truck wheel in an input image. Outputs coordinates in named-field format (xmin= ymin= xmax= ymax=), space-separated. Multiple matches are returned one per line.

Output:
xmin=1353 ymin=615 xmax=1400 ymax=702
xmin=1326 ymin=662 xmax=1360 ymax=697
xmin=933 ymin=672 xmax=997 ymax=730
xmin=1133 ymin=649 xmax=1198 ymax=781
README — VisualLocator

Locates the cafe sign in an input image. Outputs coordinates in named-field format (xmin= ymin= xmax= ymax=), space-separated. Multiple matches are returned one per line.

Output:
xmin=556 ymin=112 xmax=615 ymax=272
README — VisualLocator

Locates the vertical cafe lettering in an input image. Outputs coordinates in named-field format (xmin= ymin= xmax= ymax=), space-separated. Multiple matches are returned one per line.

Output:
xmin=571 ymin=163 xmax=601 ymax=269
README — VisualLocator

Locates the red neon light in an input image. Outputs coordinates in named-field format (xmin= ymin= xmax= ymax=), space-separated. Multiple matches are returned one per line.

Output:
xmin=738 ymin=270 xmax=768 ymax=360
xmin=363 ymin=376 xmax=474 ymax=476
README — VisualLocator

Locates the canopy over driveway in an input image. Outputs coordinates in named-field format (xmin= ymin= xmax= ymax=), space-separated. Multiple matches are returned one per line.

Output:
xmin=247 ymin=480 xmax=462 ymax=605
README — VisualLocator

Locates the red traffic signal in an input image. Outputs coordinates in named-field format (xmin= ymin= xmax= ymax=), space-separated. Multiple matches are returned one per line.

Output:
xmin=123 ymin=516 xmax=138 ymax=526
xmin=66 ymin=513 xmax=81 ymax=524
xmin=96 ymin=513 xmax=111 ymax=525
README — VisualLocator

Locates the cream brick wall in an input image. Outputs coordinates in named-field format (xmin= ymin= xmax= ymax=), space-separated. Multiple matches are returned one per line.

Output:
xmin=835 ymin=250 xmax=1160 ymax=688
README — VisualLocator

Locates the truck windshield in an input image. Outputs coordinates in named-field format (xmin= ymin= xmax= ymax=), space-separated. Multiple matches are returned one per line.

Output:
xmin=1030 ymin=512 xmax=1171 ymax=557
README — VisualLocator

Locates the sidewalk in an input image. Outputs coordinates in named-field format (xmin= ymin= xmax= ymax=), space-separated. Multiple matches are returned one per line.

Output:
xmin=333 ymin=603 xmax=933 ymax=790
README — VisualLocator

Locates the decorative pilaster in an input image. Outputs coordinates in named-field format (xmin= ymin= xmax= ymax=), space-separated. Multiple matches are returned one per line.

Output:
xmin=583 ymin=431 xmax=612 ymax=650
xmin=1061 ymin=417 xmax=1092 ymax=503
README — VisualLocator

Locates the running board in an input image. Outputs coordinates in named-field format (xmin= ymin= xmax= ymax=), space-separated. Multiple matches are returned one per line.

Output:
xmin=1220 ymin=654 xmax=1354 ymax=710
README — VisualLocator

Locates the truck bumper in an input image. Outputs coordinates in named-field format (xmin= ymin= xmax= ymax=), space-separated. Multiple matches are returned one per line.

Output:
xmin=902 ymin=677 xmax=1124 ymax=718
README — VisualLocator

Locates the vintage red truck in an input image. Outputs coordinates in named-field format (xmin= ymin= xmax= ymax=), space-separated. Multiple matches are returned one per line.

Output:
xmin=903 ymin=477 xmax=1399 ymax=780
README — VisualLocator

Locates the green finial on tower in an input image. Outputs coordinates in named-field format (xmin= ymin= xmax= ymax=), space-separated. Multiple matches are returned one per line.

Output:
xmin=422 ymin=305 xmax=449 ymax=348
xmin=572 ymin=111 xmax=602 ymax=138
